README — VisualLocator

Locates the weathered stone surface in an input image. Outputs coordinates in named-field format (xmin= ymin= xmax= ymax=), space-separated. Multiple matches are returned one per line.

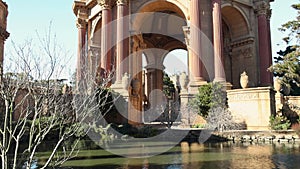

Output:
xmin=227 ymin=87 xmax=276 ymax=130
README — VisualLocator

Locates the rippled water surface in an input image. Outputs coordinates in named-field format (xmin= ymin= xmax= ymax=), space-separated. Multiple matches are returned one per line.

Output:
xmin=61 ymin=142 xmax=300 ymax=169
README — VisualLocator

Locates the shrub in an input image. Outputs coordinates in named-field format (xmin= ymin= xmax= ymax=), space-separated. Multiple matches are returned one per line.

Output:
xmin=189 ymin=82 xmax=226 ymax=118
xmin=269 ymin=115 xmax=291 ymax=130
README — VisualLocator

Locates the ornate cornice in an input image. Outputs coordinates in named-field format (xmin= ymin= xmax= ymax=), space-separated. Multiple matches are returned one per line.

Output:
xmin=97 ymin=0 xmax=113 ymax=9
xmin=230 ymin=37 xmax=255 ymax=48
xmin=73 ymin=1 xmax=88 ymax=29
xmin=73 ymin=1 xmax=87 ymax=15
xmin=116 ymin=0 xmax=128 ymax=6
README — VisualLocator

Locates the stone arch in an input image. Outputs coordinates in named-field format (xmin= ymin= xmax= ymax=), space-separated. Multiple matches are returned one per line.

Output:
xmin=132 ymin=1 xmax=188 ymax=33
xmin=221 ymin=4 xmax=250 ymax=39
xmin=137 ymin=0 xmax=188 ymax=19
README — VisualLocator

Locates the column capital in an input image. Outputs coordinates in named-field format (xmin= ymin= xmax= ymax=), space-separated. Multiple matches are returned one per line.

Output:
xmin=97 ymin=0 xmax=112 ymax=9
xmin=74 ymin=4 xmax=88 ymax=29
xmin=76 ymin=18 xmax=87 ymax=29
xmin=254 ymin=1 xmax=270 ymax=16
xmin=116 ymin=0 xmax=128 ymax=6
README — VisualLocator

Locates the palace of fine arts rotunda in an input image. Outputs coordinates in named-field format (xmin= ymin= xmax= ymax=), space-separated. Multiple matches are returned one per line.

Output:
xmin=73 ymin=0 xmax=279 ymax=130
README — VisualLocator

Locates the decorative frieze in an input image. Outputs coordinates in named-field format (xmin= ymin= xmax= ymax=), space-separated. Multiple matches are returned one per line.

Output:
xmin=229 ymin=93 xmax=259 ymax=101
xmin=230 ymin=37 xmax=255 ymax=48
xmin=239 ymin=47 xmax=253 ymax=58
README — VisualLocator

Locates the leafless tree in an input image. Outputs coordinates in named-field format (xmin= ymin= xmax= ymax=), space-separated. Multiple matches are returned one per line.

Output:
xmin=206 ymin=107 xmax=242 ymax=132
xmin=0 ymin=28 xmax=115 ymax=169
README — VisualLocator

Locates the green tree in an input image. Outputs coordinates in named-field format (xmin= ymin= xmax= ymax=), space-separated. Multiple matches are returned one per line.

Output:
xmin=269 ymin=3 xmax=300 ymax=95
xmin=162 ymin=73 xmax=175 ymax=97
xmin=189 ymin=82 xmax=226 ymax=118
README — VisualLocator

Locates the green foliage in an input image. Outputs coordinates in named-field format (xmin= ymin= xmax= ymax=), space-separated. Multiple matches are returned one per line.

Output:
xmin=163 ymin=73 xmax=175 ymax=97
xmin=189 ymin=82 xmax=226 ymax=118
xmin=269 ymin=115 xmax=291 ymax=130
xmin=269 ymin=46 xmax=300 ymax=95
xmin=269 ymin=2 xmax=300 ymax=96
xmin=191 ymin=124 xmax=206 ymax=129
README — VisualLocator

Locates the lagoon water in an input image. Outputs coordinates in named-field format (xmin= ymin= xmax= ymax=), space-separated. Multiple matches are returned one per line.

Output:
xmin=61 ymin=142 xmax=300 ymax=169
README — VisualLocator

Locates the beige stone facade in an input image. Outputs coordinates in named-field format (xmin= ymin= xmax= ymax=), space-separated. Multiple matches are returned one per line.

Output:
xmin=73 ymin=0 xmax=275 ymax=128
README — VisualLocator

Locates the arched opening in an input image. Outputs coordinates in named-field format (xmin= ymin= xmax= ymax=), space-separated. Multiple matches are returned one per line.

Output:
xmin=221 ymin=5 xmax=254 ymax=88
xmin=163 ymin=49 xmax=188 ymax=76
xmin=129 ymin=1 xmax=188 ymax=123
xmin=221 ymin=6 xmax=249 ymax=40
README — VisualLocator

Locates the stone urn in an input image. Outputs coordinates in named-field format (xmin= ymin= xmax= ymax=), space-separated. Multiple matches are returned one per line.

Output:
xmin=179 ymin=72 xmax=189 ymax=90
xmin=240 ymin=71 xmax=249 ymax=89
xmin=122 ymin=73 xmax=130 ymax=90
xmin=274 ymin=77 xmax=282 ymax=93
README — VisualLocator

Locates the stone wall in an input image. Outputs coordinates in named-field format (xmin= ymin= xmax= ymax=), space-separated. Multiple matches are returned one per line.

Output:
xmin=227 ymin=87 xmax=276 ymax=130
xmin=286 ymin=96 xmax=300 ymax=106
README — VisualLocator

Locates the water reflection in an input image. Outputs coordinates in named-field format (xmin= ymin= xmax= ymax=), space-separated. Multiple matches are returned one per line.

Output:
xmin=64 ymin=142 xmax=300 ymax=169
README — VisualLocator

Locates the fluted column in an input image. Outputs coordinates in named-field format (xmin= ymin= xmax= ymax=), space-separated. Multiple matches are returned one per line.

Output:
xmin=98 ymin=0 xmax=112 ymax=72
xmin=255 ymin=1 xmax=272 ymax=86
xmin=189 ymin=0 xmax=204 ymax=83
xmin=76 ymin=14 xmax=88 ymax=86
xmin=116 ymin=0 xmax=129 ymax=82
xmin=212 ymin=0 xmax=225 ymax=82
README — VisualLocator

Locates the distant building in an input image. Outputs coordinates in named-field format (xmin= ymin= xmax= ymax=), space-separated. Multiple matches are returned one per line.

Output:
xmin=73 ymin=0 xmax=276 ymax=129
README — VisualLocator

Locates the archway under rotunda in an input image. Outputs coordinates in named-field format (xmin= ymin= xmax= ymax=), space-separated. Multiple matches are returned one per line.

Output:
xmin=130 ymin=1 xmax=188 ymax=123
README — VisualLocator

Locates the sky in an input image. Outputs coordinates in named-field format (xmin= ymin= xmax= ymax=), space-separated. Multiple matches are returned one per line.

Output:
xmin=4 ymin=0 xmax=299 ymax=79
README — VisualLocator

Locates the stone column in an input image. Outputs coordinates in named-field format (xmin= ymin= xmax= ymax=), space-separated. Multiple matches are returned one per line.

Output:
xmin=0 ymin=1 xmax=9 ymax=83
xmin=0 ymin=29 xmax=9 ymax=82
xmin=98 ymin=0 xmax=112 ymax=72
xmin=116 ymin=0 xmax=129 ymax=83
xmin=75 ymin=9 xmax=88 ymax=87
xmin=255 ymin=1 xmax=272 ymax=86
xmin=212 ymin=0 xmax=226 ymax=82
xmin=189 ymin=0 xmax=205 ymax=87
xmin=128 ymin=35 xmax=146 ymax=125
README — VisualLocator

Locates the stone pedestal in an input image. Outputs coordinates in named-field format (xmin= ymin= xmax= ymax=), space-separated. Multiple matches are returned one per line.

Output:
xmin=227 ymin=87 xmax=276 ymax=130
xmin=180 ymin=92 xmax=194 ymax=126
xmin=111 ymin=82 xmax=129 ymax=100
xmin=188 ymin=81 xmax=208 ymax=95
xmin=275 ymin=93 xmax=284 ymax=112
xmin=286 ymin=96 xmax=300 ymax=106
